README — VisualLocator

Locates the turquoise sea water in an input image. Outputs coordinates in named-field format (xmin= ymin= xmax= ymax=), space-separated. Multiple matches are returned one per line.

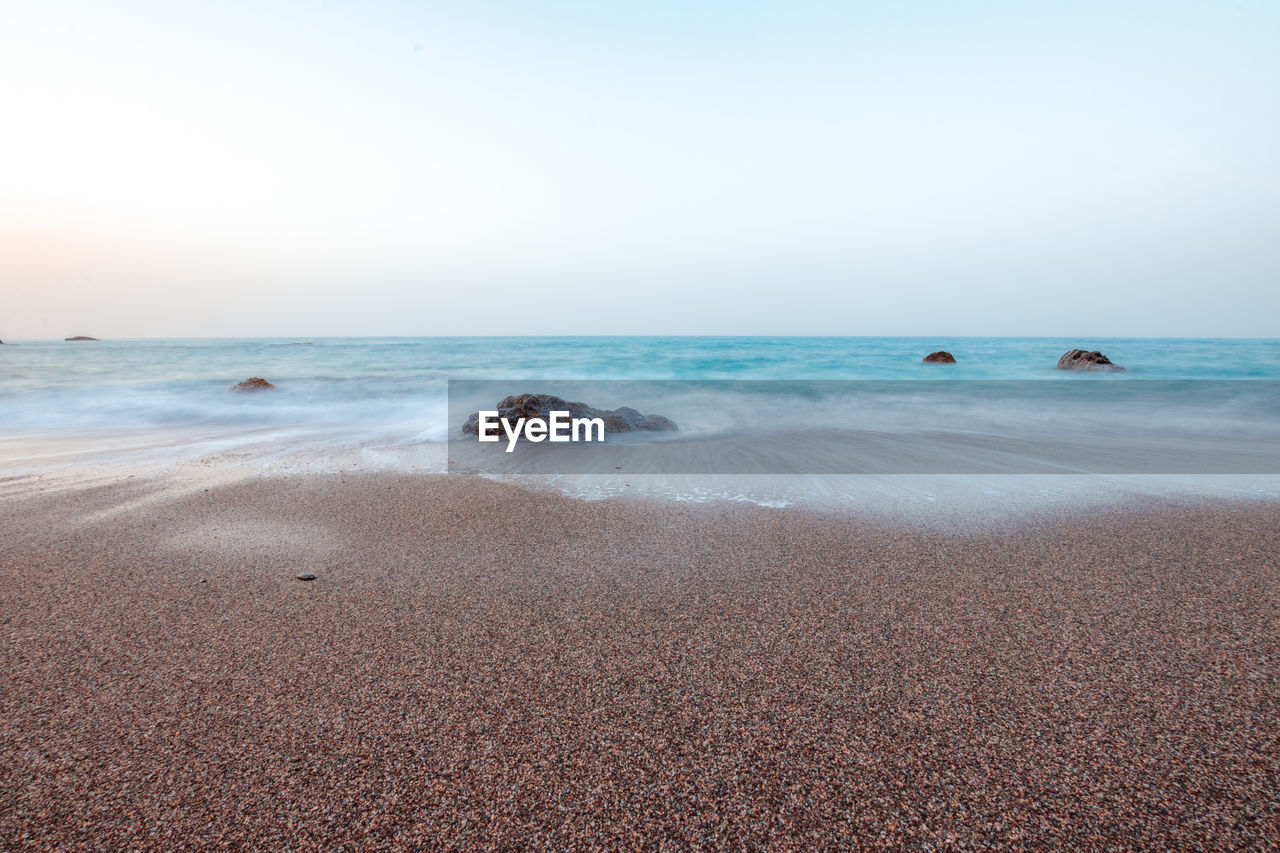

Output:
xmin=3 ymin=337 xmax=1279 ymax=442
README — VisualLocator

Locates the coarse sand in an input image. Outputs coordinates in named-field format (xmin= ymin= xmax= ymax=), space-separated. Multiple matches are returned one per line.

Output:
xmin=2 ymin=474 xmax=1278 ymax=850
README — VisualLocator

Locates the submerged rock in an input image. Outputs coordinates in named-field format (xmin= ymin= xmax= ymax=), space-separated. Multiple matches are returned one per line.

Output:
xmin=923 ymin=351 xmax=956 ymax=363
xmin=230 ymin=377 xmax=276 ymax=392
xmin=65 ymin=336 xmax=100 ymax=341
xmin=462 ymin=393 xmax=677 ymax=435
xmin=1057 ymin=349 xmax=1123 ymax=371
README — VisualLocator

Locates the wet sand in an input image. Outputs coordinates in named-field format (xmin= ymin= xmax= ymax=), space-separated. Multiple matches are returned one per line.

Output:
xmin=2 ymin=473 xmax=1278 ymax=850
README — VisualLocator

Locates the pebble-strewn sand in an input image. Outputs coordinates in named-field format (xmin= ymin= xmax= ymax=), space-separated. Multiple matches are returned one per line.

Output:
xmin=2 ymin=474 xmax=1278 ymax=850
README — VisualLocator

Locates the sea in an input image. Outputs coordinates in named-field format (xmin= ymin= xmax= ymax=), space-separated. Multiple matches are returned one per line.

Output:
xmin=3 ymin=337 xmax=1279 ymax=513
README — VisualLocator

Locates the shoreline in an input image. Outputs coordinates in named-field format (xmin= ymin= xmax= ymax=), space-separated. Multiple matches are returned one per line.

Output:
xmin=3 ymin=472 xmax=1278 ymax=848
xmin=4 ymin=427 xmax=1280 ymax=525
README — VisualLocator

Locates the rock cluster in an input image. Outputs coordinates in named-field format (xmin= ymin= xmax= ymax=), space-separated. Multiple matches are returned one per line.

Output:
xmin=462 ymin=393 xmax=677 ymax=435
xmin=229 ymin=377 xmax=276 ymax=392
xmin=912 ymin=348 xmax=1127 ymax=370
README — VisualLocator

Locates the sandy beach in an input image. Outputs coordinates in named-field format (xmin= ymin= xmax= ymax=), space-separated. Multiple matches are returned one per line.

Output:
xmin=6 ymin=0 xmax=1278 ymax=844
xmin=2 ymin=472 xmax=1277 ymax=850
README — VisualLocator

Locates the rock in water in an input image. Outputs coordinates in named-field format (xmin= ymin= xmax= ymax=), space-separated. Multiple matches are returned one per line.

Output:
xmin=462 ymin=393 xmax=677 ymax=435
xmin=230 ymin=377 xmax=276 ymax=392
xmin=1057 ymin=349 xmax=1123 ymax=371
xmin=296 ymin=573 xmax=317 ymax=581
xmin=65 ymin=336 xmax=100 ymax=341
xmin=922 ymin=351 xmax=956 ymax=363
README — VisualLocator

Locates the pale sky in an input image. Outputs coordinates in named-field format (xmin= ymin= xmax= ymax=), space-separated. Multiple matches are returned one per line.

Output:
xmin=2 ymin=0 xmax=1278 ymax=338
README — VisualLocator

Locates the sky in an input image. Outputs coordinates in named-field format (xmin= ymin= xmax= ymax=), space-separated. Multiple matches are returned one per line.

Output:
xmin=2 ymin=0 xmax=1278 ymax=338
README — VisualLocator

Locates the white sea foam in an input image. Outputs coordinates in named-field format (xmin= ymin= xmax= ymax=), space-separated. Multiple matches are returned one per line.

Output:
xmin=3 ymin=337 xmax=1279 ymax=516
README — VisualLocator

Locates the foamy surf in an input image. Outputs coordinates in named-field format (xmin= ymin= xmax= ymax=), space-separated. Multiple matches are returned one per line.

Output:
xmin=4 ymin=336 xmax=1279 ymax=519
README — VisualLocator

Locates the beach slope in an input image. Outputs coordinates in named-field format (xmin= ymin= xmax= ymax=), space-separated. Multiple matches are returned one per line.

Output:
xmin=2 ymin=474 xmax=1278 ymax=849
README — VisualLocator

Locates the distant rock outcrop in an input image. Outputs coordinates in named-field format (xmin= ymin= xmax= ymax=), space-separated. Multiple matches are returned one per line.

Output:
xmin=229 ymin=377 xmax=276 ymax=392
xmin=923 ymin=351 xmax=956 ymax=363
xmin=462 ymin=393 xmax=677 ymax=435
xmin=65 ymin=336 xmax=100 ymax=341
xmin=1057 ymin=349 xmax=1123 ymax=371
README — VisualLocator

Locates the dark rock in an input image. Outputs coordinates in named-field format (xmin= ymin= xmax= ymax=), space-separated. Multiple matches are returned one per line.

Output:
xmin=462 ymin=393 xmax=677 ymax=436
xmin=65 ymin=336 xmax=100 ymax=341
xmin=923 ymin=351 xmax=956 ymax=364
xmin=230 ymin=377 xmax=276 ymax=392
xmin=296 ymin=573 xmax=317 ymax=581
xmin=1057 ymin=349 xmax=1123 ymax=371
